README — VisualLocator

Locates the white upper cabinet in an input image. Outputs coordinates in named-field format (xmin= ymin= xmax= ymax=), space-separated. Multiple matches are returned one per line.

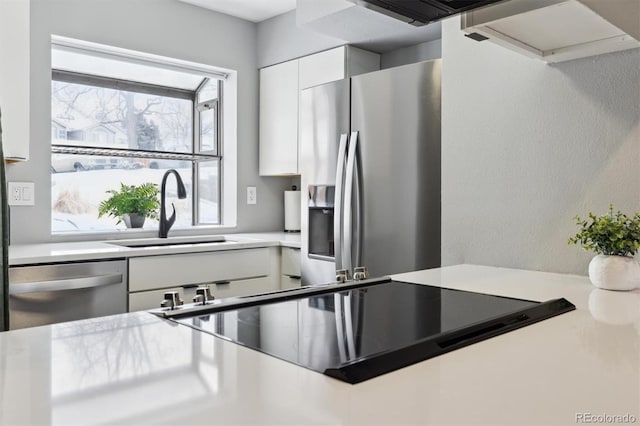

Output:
xmin=0 ymin=0 xmax=30 ymax=161
xmin=298 ymin=47 xmax=347 ymax=90
xmin=299 ymin=45 xmax=379 ymax=89
xmin=259 ymin=59 xmax=300 ymax=176
xmin=259 ymin=46 xmax=380 ymax=176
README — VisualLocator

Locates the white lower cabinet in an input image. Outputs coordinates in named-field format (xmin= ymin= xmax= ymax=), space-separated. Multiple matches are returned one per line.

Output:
xmin=280 ymin=247 xmax=301 ymax=290
xmin=280 ymin=275 xmax=301 ymax=290
xmin=128 ymin=247 xmax=279 ymax=312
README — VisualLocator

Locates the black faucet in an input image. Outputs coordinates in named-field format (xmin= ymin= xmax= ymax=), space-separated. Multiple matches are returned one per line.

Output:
xmin=159 ymin=169 xmax=187 ymax=238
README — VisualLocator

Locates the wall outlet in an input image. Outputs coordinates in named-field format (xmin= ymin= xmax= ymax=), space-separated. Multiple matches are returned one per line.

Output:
xmin=247 ymin=186 xmax=257 ymax=205
xmin=8 ymin=182 xmax=35 ymax=206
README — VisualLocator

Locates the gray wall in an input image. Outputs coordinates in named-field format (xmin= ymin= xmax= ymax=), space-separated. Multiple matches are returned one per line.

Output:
xmin=8 ymin=0 xmax=290 ymax=244
xmin=380 ymin=39 xmax=441 ymax=69
xmin=441 ymin=16 xmax=640 ymax=275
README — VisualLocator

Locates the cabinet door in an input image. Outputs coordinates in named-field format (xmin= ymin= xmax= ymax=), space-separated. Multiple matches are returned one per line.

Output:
xmin=281 ymin=247 xmax=301 ymax=276
xmin=281 ymin=275 xmax=301 ymax=290
xmin=299 ymin=46 xmax=346 ymax=90
xmin=128 ymin=248 xmax=270 ymax=292
xmin=0 ymin=0 xmax=30 ymax=161
xmin=298 ymin=46 xmax=380 ymax=90
xmin=259 ymin=60 xmax=299 ymax=176
xmin=281 ymin=247 xmax=301 ymax=289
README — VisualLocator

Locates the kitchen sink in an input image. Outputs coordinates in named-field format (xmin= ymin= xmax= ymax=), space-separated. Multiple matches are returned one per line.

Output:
xmin=107 ymin=235 xmax=228 ymax=248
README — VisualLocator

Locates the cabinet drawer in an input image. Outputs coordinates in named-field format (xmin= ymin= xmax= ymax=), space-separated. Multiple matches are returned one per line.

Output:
xmin=212 ymin=276 xmax=276 ymax=300
xmin=129 ymin=248 xmax=270 ymax=292
xmin=281 ymin=247 xmax=301 ymax=277
xmin=129 ymin=277 xmax=275 ymax=312
xmin=281 ymin=275 xmax=301 ymax=290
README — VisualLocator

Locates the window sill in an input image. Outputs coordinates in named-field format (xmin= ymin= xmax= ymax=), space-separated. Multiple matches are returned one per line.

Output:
xmin=51 ymin=224 xmax=239 ymax=243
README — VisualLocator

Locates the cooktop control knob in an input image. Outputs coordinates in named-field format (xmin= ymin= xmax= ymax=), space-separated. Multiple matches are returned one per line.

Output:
xmin=353 ymin=267 xmax=369 ymax=280
xmin=336 ymin=269 xmax=351 ymax=283
xmin=193 ymin=285 xmax=214 ymax=305
xmin=160 ymin=291 xmax=184 ymax=310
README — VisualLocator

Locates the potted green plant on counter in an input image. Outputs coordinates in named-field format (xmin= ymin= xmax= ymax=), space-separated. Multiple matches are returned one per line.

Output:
xmin=568 ymin=205 xmax=640 ymax=291
xmin=98 ymin=183 xmax=160 ymax=228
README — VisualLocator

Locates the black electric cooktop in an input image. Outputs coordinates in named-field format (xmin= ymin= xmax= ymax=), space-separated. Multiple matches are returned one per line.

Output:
xmin=158 ymin=279 xmax=574 ymax=384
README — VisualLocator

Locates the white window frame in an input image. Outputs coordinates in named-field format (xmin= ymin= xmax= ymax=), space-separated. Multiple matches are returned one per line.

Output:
xmin=50 ymin=36 xmax=238 ymax=237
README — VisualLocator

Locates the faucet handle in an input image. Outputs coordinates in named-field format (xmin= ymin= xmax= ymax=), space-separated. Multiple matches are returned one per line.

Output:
xmin=353 ymin=266 xmax=369 ymax=280
xmin=192 ymin=285 xmax=214 ymax=305
xmin=336 ymin=269 xmax=351 ymax=283
xmin=160 ymin=291 xmax=184 ymax=310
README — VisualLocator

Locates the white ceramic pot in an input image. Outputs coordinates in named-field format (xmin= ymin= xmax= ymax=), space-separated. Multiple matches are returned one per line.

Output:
xmin=122 ymin=213 xmax=145 ymax=229
xmin=588 ymin=255 xmax=640 ymax=291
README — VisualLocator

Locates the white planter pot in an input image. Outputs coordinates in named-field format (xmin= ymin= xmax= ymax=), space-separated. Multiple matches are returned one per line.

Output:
xmin=588 ymin=255 xmax=640 ymax=291
xmin=122 ymin=213 xmax=145 ymax=229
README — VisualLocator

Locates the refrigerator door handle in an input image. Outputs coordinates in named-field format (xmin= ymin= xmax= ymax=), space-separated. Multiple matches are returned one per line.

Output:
xmin=353 ymin=138 xmax=363 ymax=269
xmin=334 ymin=133 xmax=349 ymax=271
xmin=343 ymin=131 xmax=359 ymax=274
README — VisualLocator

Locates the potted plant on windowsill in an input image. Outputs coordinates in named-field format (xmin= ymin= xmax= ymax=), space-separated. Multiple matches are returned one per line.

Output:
xmin=568 ymin=205 xmax=640 ymax=291
xmin=98 ymin=183 xmax=160 ymax=229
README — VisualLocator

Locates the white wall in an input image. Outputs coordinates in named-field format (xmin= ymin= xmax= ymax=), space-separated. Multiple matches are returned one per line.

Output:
xmin=7 ymin=0 xmax=290 ymax=244
xmin=441 ymin=16 xmax=640 ymax=274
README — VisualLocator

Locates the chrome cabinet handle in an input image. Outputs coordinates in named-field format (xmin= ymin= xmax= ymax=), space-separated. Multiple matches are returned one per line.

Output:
xmin=9 ymin=274 xmax=123 ymax=295
xmin=334 ymin=133 xmax=349 ymax=270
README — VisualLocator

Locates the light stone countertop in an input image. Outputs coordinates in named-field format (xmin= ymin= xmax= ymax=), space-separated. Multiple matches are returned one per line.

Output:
xmin=8 ymin=232 xmax=301 ymax=265
xmin=1 ymin=264 xmax=638 ymax=425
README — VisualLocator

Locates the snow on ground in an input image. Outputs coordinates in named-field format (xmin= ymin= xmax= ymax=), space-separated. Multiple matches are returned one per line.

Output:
xmin=51 ymin=166 xmax=195 ymax=232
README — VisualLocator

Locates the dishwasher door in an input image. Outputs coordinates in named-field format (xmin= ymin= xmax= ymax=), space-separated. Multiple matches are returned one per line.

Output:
xmin=9 ymin=259 xmax=127 ymax=330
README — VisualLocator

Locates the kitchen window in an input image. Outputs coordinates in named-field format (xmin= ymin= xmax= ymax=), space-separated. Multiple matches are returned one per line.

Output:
xmin=50 ymin=38 xmax=231 ymax=233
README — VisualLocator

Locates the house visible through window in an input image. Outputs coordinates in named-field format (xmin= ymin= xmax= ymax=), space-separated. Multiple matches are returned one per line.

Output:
xmin=51 ymin=39 xmax=226 ymax=233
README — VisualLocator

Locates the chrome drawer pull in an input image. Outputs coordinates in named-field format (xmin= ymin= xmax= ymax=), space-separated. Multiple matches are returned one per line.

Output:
xmin=10 ymin=274 xmax=123 ymax=295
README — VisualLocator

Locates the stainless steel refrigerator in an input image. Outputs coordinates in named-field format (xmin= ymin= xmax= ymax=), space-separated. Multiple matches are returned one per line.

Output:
xmin=300 ymin=59 xmax=441 ymax=286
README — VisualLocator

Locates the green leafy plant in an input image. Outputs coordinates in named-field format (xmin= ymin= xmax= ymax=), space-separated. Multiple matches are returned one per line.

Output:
xmin=98 ymin=183 xmax=160 ymax=224
xmin=568 ymin=205 xmax=640 ymax=257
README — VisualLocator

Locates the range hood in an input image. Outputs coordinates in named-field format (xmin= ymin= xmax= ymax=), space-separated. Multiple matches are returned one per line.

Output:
xmin=348 ymin=0 xmax=506 ymax=26
xmin=461 ymin=0 xmax=640 ymax=62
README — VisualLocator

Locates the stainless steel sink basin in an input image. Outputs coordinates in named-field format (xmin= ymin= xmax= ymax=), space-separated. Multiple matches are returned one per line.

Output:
xmin=107 ymin=235 xmax=228 ymax=248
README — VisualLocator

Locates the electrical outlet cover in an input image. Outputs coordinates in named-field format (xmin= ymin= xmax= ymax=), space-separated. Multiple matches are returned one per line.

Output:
xmin=247 ymin=187 xmax=257 ymax=205
xmin=8 ymin=182 xmax=35 ymax=206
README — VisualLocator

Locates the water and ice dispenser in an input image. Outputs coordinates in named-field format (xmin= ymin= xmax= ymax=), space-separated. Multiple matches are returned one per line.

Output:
xmin=307 ymin=185 xmax=334 ymax=259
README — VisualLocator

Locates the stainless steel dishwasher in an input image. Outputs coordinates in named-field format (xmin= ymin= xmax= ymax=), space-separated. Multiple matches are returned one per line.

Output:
xmin=9 ymin=259 xmax=127 ymax=330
